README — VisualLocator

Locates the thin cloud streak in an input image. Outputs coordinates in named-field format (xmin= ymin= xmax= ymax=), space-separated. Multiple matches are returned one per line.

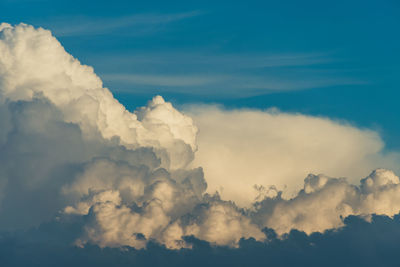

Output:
xmin=91 ymin=52 xmax=333 ymax=70
xmin=91 ymin=51 xmax=365 ymax=96
xmin=102 ymin=73 xmax=228 ymax=87
xmin=101 ymin=72 xmax=366 ymax=97
xmin=40 ymin=11 xmax=202 ymax=37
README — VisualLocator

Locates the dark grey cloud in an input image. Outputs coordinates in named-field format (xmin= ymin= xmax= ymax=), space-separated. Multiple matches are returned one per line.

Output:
xmin=1 ymin=214 xmax=400 ymax=267
xmin=0 ymin=97 xmax=160 ymax=230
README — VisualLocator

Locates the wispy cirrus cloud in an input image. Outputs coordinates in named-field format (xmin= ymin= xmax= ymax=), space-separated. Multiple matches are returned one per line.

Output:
xmin=30 ymin=15 xmax=364 ymax=97
xmin=37 ymin=11 xmax=202 ymax=37
xmin=93 ymin=52 xmax=365 ymax=97
xmin=102 ymin=73 xmax=228 ymax=87
xmin=101 ymin=72 xmax=365 ymax=97
xmin=93 ymin=52 xmax=332 ymax=70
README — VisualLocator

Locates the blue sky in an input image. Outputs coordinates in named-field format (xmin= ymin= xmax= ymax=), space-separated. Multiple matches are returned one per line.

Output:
xmin=1 ymin=0 xmax=399 ymax=148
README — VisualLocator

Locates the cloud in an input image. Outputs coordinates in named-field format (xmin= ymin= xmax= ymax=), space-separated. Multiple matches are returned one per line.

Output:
xmin=2 ymin=214 xmax=400 ymax=267
xmin=93 ymin=52 xmax=364 ymax=96
xmin=187 ymin=105 xmax=400 ymax=206
xmin=102 ymin=73 xmax=227 ymax=87
xmin=0 ymin=22 xmax=197 ymax=169
xmin=37 ymin=11 xmax=202 ymax=37
xmin=1 ymin=22 xmax=400 ymax=255
xmin=94 ymin=52 xmax=332 ymax=71
xmin=101 ymin=73 xmax=363 ymax=97
xmin=0 ymin=23 xmax=263 ymax=248
xmin=253 ymin=169 xmax=400 ymax=235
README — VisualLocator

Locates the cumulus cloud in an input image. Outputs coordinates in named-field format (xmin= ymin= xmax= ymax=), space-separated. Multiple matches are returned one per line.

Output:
xmin=0 ymin=23 xmax=262 ymax=248
xmin=1 ymin=23 xmax=400 ymax=252
xmin=0 ymin=22 xmax=197 ymax=170
xmin=253 ymin=168 xmax=400 ymax=235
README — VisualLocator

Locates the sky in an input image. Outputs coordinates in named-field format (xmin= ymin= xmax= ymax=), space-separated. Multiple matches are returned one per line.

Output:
xmin=1 ymin=0 xmax=400 ymax=266
xmin=2 ymin=0 xmax=399 ymax=147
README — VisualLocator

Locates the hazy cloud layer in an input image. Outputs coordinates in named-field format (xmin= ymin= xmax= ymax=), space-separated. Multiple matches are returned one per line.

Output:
xmin=188 ymin=105 xmax=400 ymax=206
xmin=1 ymin=23 xmax=400 ymax=253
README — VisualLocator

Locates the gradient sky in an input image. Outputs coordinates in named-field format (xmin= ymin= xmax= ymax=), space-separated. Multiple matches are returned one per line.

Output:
xmin=2 ymin=0 xmax=399 ymax=149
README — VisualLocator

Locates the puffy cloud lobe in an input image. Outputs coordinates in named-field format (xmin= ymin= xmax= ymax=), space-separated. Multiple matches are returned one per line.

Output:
xmin=62 ymin=158 xmax=208 ymax=249
xmin=182 ymin=199 xmax=265 ymax=247
xmin=79 ymin=192 xmax=172 ymax=249
xmin=255 ymin=169 xmax=400 ymax=235
xmin=1 ymin=23 xmax=400 ymax=251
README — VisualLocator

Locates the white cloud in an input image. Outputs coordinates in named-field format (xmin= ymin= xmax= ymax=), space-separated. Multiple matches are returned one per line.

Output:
xmin=0 ymin=22 xmax=197 ymax=169
xmin=1 ymin=23 xmax=400 ymax=250
xmin=254 ymin=169 xmax=400 ymax=235
xmin=188 ymin=105 xmax=400 ymax=207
